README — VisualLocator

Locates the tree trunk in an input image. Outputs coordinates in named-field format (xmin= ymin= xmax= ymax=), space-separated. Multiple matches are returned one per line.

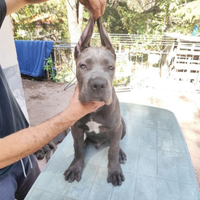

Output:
xmin=78 ymin=3 xmax=84 ymax=31
xmin=65 ymin=0 xmax=84 ymax=44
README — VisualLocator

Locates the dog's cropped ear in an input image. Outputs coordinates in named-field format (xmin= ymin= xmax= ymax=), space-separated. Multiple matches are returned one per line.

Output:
xmin=74 ymin=17 xmax=95 ymax=59
xmin=97 ymin=17 xmax=115 ymax=56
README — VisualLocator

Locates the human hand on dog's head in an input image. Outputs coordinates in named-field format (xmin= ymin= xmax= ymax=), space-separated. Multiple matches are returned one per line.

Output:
xmin=79 ymin=0 xmax=107 ymax=20
xmin=66 ymin=84 xmax=105 ymax=123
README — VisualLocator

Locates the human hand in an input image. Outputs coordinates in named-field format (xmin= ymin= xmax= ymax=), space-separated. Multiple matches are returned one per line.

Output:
xmin=79 ymin=0 xmax=107 ymax=20
xmin=66 ymin=84 xmax=105 ymax=123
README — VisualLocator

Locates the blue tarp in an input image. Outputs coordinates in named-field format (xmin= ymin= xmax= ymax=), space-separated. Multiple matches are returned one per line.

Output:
xmin=15 ymin=40 xmax=54 ymax=77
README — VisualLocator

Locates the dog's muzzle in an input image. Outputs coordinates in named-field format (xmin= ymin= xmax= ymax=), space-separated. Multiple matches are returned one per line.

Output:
xmin=79 ymin=77 xmax=112 ymax=105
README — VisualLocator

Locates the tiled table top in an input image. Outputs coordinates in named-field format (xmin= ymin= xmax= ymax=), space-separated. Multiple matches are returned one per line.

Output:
xmin=25 ymin=103 xmax=200 ymax=200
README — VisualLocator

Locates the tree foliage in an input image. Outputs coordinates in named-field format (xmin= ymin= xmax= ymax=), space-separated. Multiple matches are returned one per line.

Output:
xmin=102 ymin=0 xmax=199 ymax=35
xmin=11 ymin=0 xmax=200 ymax=41
xmin=12 ymin=0 xmax=69 ymax=40
xmin=172 ymin=0 xmax=200 ymax=34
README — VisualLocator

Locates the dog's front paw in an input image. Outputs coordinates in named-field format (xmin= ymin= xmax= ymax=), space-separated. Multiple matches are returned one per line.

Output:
xmin=107 ymin=166 xmax=125 ymax=186
xmin=64 ymin=161 xmax=84 ymax=183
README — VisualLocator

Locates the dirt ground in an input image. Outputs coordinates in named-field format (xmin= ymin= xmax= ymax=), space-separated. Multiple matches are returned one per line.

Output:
xmin=22 ymin=78 xmax=75 ymax=126
xmin=22 ymin=78 xmax=200 ymax=191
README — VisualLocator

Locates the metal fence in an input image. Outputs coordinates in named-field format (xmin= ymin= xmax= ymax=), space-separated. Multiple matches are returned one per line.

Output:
xmin=53 ymin=34 xmax=200 ymax=92
xmin=53 ymin=40 xmax=77 ymax=89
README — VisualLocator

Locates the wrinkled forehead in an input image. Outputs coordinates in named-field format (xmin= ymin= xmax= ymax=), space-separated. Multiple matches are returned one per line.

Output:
xmin=76 ymin=47 xmax=116 ymax=65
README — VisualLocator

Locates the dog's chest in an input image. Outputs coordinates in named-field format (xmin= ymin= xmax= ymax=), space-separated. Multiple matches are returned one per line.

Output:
xmin=86 ymin=119 xmax=102 ymax=134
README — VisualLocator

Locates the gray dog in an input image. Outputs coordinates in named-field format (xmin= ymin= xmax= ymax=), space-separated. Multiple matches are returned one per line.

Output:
xmin=64 ymin=17 xmax=127 ymax=186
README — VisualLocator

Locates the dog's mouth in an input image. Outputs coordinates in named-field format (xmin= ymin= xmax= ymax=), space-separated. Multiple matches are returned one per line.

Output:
xmin=79 ymin=96 xmax=112 ymax=105
xmin=79 ymin=91 xmax=112 ymax=105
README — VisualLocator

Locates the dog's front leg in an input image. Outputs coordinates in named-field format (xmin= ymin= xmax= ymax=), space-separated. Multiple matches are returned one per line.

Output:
xmin=64 ymin=124 xmax=85 ymax=183
xmin=107 ymin=125 xmax=125 ymax=186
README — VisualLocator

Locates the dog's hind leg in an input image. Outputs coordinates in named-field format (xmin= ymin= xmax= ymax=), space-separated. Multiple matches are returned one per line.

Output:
xmin=121 ymin=117 xmax=126 ymax=140
xmin=49 ymin=141 xmax=57 ymax=153
xmin=45 ymin=151 xmax=51 ymax=162
xmin=119 ymin=117 xmax=127 ymax=164
xmin=84 ymin=137 xmax=105 ymax=149
xmin=119 ymin=148 xmax=127 ymax=164
xmin=43 ymin=145 xmax=51 ymax=162
xmin=84 ymin=137 xmax=93 ymax=150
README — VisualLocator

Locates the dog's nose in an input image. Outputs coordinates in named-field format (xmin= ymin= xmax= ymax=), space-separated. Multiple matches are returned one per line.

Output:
xmin=89 ymin=78 xmax=107 ymax=91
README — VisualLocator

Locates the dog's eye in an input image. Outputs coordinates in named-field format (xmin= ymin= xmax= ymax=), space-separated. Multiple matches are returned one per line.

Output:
xmin=108 ymin=66 xmax=114 ymax=70
xmin=80 ymin=64 xmax=86 ymax=69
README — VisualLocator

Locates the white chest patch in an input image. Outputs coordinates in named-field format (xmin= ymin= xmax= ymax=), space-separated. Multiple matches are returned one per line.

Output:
xmin=86 ymin=120 xmax=102 ymax=134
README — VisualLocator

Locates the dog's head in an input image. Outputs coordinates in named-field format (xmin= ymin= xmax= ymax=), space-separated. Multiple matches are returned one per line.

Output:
xmin=74 ymin=17 xmax=116 ymax=105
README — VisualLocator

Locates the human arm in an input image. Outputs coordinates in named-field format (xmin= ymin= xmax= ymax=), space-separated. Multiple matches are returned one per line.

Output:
xmin=0 ymin=86 xmax=104 ymax=168
xmin=5 ymin=0 xmax=49 ymax=15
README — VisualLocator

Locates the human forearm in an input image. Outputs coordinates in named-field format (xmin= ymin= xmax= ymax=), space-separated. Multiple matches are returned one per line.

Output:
xmin=0 ymin=107 xmax=74 ymax=168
